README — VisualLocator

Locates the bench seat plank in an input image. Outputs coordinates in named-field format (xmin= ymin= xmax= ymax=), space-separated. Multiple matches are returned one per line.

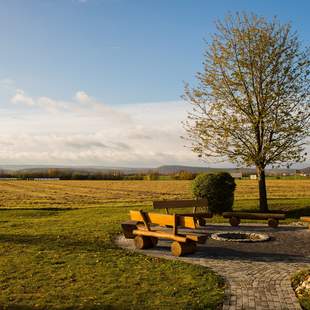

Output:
xmin=132 ymin=229 xmax=207 ymax=244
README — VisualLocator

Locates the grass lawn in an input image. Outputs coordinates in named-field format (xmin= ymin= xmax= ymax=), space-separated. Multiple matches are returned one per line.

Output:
xmin=0 ymin=179 xmax=309 ymax=309
xmin=0 ymin=207 xmax=224 ymax=309
xmin=292 ymin=269 xmax=310 ymax=310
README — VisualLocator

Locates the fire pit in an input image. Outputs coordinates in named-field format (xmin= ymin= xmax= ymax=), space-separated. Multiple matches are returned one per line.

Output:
xmin=211 ymin=231 xmax=270 ymax=242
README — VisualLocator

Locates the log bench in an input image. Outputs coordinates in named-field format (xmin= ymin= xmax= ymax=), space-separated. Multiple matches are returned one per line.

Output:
xmin=300 ymin=217 xmax=310 ymax=229
xmin=121 ymin=210 xmax=207 ymax=256
xmin=153 ymin=199 xmax=212 ymax=226
xmin=222 ymin=212 xmax=285 ymax=228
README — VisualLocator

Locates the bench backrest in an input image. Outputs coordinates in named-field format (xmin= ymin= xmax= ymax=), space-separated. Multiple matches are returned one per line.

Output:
xmin=153 ymin=199 xmax=208 ymax=209
xmin=130 ymin=210 xmax=196 ymax=229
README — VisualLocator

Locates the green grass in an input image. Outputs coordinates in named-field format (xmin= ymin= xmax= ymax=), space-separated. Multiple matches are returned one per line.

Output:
xmin=0 ymin=179 xmax=309 ymax=309
xmin=292 ymin=269 xmax=310 ymax=310
xmin=0 ymin=207 xmax=224 ymax=309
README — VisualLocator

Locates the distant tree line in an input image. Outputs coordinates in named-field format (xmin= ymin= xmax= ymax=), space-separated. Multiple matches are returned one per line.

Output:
xmin=0 ymin=169 xmax=197 ymax=181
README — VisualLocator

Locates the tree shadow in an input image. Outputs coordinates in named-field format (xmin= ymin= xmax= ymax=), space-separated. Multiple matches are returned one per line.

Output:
xmin=192 ymin=246 xmax=310 ymax=263
xmin=0 ymin=303 xmax=120 ymax=310
xmin=0 ymin=207 xmax=77 ymax=212
xmin=0 ymin=233 xmax=109 ymax=253
xmin=150 ymin=243 xmax=310 ymax=264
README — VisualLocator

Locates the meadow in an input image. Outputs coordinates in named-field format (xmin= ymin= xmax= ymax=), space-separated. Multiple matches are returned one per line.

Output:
xmin=0 ymin=179 xmax=309 ymax=309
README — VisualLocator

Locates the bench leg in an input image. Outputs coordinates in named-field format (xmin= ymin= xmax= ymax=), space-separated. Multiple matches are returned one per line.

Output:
xmin=229 ymin=217 xmax=240 ymax=227
xmin=268 ymin=218 xmax=279 ymax=228
xmin=134 ymin=236 xmax=154 ymax=249
xmin=150 ymin=237 xmax=158 ymax=246
xmin=198 ymin=218 xmax=206 ymax=226
xmin=171 ymin=241 xmax=196 ymax=257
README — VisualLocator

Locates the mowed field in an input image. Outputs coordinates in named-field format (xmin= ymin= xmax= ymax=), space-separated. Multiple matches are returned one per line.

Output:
xmin=0 ymin=179 xmax=309 ymax=309
xmin=0 ymin=179 xmax=309 ymax=213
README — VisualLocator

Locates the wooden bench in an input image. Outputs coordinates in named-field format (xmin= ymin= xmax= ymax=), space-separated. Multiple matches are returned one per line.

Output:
xmin=222 ymin=212 xmax=285 ymax=228
xmin=153 ymin=199 xmax=212 ymax=226
xmin=121 ymin=210 xmax=207 ymax=256
xmin=300 ymin=217 xmax=310 ymax=229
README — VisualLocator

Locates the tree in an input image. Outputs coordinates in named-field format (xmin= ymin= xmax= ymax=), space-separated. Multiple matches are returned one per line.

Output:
xmin=183 ymin=13 xmax=310 ymax=212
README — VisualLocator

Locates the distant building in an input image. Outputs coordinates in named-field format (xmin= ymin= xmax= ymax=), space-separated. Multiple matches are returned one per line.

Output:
xmin=250 ymin=175 xmax=257 ymax=180
xmin=296 ymin=169 xmax=310 ymax=176
xmin=230 ymin=172 xmax=242 ymax=179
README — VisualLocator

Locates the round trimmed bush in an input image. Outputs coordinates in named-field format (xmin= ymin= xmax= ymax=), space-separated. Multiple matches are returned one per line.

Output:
xmin=192 ymin=172 xmax=236 ymax=214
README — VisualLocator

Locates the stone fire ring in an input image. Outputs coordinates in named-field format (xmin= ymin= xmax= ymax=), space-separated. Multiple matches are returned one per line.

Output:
xmin=211 ymin=231 xmax=270 ymax=242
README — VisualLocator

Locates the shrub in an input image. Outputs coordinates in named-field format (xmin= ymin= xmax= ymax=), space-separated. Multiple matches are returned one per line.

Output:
xmin=192 ymin=172 xmax=236 ymax=214
xmin=173 ymin=170 xmax=196 ymax=180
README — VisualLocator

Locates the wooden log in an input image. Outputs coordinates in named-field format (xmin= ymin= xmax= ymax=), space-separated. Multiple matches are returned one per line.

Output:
xmin=134 ymin=235 xmax=154 ymax=249
xmin=229 ymin=216 xmax=240 ymax=227
xmin=171 ymin=241 xmax=197 ymax=257
xmin=132 ymin=229 xmax=206 ymax=244
xmin=300 ymin=217 xmax=310 ymax=222
xmin=133 ymin=229 xmax=187 ymax=243
xmin=300 ymin=217 xmax=310 ymax=229
xmin=268 ymin=218 xmax=279 ymax=228
xmin=223 ymin=212 xmax=285 ymax=220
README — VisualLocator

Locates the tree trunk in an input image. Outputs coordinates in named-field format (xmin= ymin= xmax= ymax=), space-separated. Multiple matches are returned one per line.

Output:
xmin=256 ymin=166 xmax=268 ymax=212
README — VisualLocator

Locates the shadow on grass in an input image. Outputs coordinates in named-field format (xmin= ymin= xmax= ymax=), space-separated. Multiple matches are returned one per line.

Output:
xmin=0 ymin=233 xmax=111 ymax=252
xmin=0 ymin=304 xmax=120 ymax=310
xmin=0 ymin=207 xmax=77 ymax=212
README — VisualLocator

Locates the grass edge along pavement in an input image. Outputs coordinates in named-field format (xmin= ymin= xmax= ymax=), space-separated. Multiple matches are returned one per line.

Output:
xmin=0 ymin=207 xmax=225 ymax=310
xmin=292 ymin=269 xmax=310 ymax=310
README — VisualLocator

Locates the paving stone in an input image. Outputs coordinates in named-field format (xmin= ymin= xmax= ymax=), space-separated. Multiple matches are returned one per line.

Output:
xmin=116 ymin=223 xmax=310 ymax=309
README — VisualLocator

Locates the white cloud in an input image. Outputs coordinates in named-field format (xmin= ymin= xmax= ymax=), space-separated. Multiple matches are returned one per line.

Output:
xmin=0 ymin=88 xmax=201 ymax=167
xmin=10 ymin=89 xmax=132 ymax=121
xmin=11 ymin=89 xmax=35 ymax=106
xmin=75 ymin=90 xmax=91 ymax=103
xmin=3 ymin=87 xmax=309 ymax=168
xmin=0 ymin=78 xmax=15 ymax=90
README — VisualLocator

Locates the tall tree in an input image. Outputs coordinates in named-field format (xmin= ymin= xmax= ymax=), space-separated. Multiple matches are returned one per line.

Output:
xmin=183 ymin=13 xmax=310 ymax=211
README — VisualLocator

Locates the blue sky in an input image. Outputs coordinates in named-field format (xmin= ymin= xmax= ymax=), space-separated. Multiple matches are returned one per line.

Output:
xmin=0 ymin=0 xmax=309 ymax=167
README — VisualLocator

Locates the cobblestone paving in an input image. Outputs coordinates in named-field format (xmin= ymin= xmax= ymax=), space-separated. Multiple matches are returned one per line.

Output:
xmin=116 ymin=224 xmax=310 ymax=310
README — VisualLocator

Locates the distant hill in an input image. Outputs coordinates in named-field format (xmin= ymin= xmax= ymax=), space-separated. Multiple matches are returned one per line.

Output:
xmin=0 ymin=164 xmax=306 ymax=176
xmin=156 ymin=165 xmax=227 ymax=174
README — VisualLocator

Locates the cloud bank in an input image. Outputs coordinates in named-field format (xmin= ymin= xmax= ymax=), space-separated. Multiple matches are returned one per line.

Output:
xmin=0 ymin=87 xmax=199 ymax=167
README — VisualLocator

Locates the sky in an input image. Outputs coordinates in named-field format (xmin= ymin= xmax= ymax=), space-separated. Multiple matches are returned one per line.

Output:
xmin=0 ymin=0 xmax=309 ymax=168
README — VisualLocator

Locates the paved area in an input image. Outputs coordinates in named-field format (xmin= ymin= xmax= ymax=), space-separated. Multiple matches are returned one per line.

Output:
xmin=116 ymin=224 xmax=310 ymax=310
